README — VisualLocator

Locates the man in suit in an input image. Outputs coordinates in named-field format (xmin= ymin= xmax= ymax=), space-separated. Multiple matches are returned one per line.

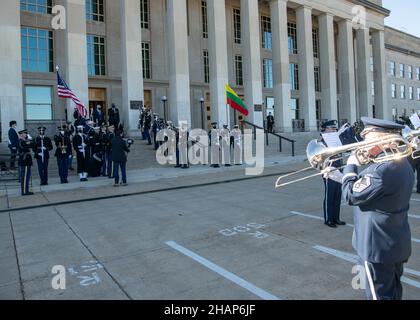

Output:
xmin=111 ymin=130 xmax=130 ymax=187
xmin=8 ymin=121 xmax=19 ymax=170
xmin=267 ymin=112 xmax=274 ymax=133
xmin=108 ymin=103 xmax=120 ymax=128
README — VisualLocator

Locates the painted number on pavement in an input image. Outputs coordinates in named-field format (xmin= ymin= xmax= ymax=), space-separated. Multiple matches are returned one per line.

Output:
xmin=219 ymin=223 xmax=269 ymax=239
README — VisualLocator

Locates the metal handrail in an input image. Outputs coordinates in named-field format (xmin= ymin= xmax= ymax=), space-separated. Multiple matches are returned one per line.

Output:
xmin=241 ymin=120 xmax=296 ymax=156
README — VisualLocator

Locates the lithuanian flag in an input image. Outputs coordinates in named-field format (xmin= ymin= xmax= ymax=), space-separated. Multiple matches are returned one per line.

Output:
xmin=225 ymin=84 xmax=249 ymax=116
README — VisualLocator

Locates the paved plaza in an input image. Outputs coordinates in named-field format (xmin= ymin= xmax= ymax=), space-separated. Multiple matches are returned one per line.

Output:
xmin=1 ymin=159 xmax=420 ymax=300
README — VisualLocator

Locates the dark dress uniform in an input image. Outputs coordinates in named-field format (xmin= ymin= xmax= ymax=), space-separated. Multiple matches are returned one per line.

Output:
xmin=342 ymin=117 xmax=414 ymax=300
xmin=108 ymin=104 xmax=120 ymax=128
xmin=54 ymin=129 xmax=72 ymax=184
xmin=87 ymin=130 xmax=102 ymax=177
xmin=320 ymin=120 xmax=345 ymax=228
xmin=34 ymin=128 xmax=53 ymax=186
xmin=17 ymin=131 xmax=35 ymax=195
xmin=73 ymin=129 xmax=89 ymax=181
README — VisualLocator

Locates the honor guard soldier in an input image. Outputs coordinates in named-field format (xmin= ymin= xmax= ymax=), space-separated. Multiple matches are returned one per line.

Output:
xmin=209 ymin=122 xmax=221 ymax=168
xmin=221 ymin=125 xmax=231 ymax=166
xmin=327 ymin=117 xmax=414 ymax=300
xmin=18 ymin=129 xmax=35 ymax=196
xmin=320 ymin=120 xmax=345 ymax=228
xmin=105 ymin=125 xmax=115 ymax=178
xmin=34 ymin=127 xmax=53 ymax=186
xmin=231 ymin=125 xmax=243 ymax=165
xmin=99 ymin=125 xmax=108 ymax=177
xmin=73 ymin=125 xmax=89 ymax=182
xmin=54 ymin=126 xmax=72 ymax=184
xmin=66 ymin=121 xmax=76 ymax=171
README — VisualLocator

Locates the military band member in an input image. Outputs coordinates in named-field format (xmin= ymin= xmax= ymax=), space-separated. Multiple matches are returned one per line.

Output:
xmin=18 ymin=129 xmax=35 ymax=196
xmin=54 ymin=126 xmax=72 ymax=184
xmin=221 ymin=125 xmax=231 ymax=167
xmin=105 ymin=125 xmax=115 ymax=178
xmin=66 ymin=121 xmax=76 ymax=171
xmin=209 ymin=122 xmax=220 ymax=168
xmin=99 ymin=125 xmax=108 ymax=177
xmin=73 ymin=125 xmax=89 ymax=182
xmin=88 ymin=127 xmax=103 ymax=177
xmin=34 ymin=127 xmax=53 ymax=186
xmin=320 ymin=120 xmax=345 ymax=228
xmin=231 ymin=125 xmax=243 ymax=165
xmin=326 ymin=117 xmax=414 ymax=300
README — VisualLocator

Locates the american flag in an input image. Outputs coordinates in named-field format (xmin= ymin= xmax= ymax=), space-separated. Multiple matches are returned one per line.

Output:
xmin=57 ymin=71 xmax=88 ymax=118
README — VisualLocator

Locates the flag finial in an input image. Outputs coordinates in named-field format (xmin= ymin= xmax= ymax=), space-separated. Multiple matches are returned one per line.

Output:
xmin=56 ymin=65 xmax=60 ymax=72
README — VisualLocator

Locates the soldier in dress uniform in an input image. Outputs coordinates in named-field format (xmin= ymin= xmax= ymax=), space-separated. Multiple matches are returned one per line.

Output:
xmin=320 ymin=120 xmax=345 ymax=228
xmin=34 ymin=127 xmax=53 ymax=186
xmin=54 ymin=126 xmax=72 ymax=184
xmin=66 ymin=121 xmax=76 ymax=171
xmin=209 ymin=122 xmax=221 ymax=168
xmin=17 ymin=129 xmax=36 ymax=196
xmin=105 ymin=125 xmax=115 ymax=178
xmin=73 ymin=125 xmax=89 ymax=182
xmin=88 ymin=126 xmax=103 ymax=177
xmin=325 ymin=117 xmax=414 ymax=300
xmin=220 ymin=125 xmax=231 ymax=167
xmin=231 ymin=125 xmax=243 ymax=165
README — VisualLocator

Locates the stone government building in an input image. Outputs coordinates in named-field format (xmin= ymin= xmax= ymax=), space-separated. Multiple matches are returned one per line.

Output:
xmin=1 ymin=0 xmax=420 ymax=142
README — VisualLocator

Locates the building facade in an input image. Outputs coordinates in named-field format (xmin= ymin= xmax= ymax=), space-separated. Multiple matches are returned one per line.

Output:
xmin=1 ymin=0 xmax=415 ymax=143
xmin=385 ymin=26 xmax=420 ymax=120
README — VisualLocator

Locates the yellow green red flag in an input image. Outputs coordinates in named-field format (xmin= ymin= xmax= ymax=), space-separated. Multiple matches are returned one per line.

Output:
xmin=225 ymin=84 xmax=249 ymax=116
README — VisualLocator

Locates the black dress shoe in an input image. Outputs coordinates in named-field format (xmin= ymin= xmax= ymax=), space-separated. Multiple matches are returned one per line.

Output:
xmin=325 ymin=221 xmax=337 ymax=228
xmin=334 ymin=220 xmax=346 ymax=226
xmin=23 ymin=192 xmax=34 ymax=196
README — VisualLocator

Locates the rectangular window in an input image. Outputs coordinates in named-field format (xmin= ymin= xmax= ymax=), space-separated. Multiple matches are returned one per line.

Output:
xmin=290 ymin=98 xmax=299 ymax=120
xmin=203 ymin=50 xmax=209 ymax=84
xmin=25 ymin=86 xmax=52 ymax=120
xmin=371 ymin=80 xmax=375 ymax=96
xmin=288 ymin=23 xmax=297 ymax=54
xmin=86 ymin=0 xmax=105 ymax=22
xmin=400 ymin=85 xmax=406 ymax=99
xmin=400 ymin=63 xmax=405 ymax=78
xmin=389 ymin=61 xmax=396 ymax=76
xmin=20 ymin=0 xmax=53 ymax=14
xmin=417 ymin=88 xmax=420 ymax=100
xmin=417 ymin=67 xmax=420 ymax=80
xmin=312 ymin=29 xmax=319 ymax=58
xmin=391 ymin=84 xmax=397 ymax=99
xmin=263 ymin=59 xmax=273 ymax=89
xmin=261 ymin=16 xmax=272 ymax=50
xmin=370 ymin=56 xmax=374 ymax=72
xmin=233 ymin=8 xmax=241 ymax=44
xmin=235 ymin=55 xmax=243 ymax=86
xmin=408 ymin=65 xmax=413 ymax=79
xmin=21 ymin=27 xmax=54 ymax=73
xmin=290 ymin=63 xmax=299 ymax=90
xmin=140 ymin=0 xmax=150 ymax=29
xmin=87 ymin=35 xmax=106 ymax=76
xmin=314 ymin=66 xmax=321 ymax=92
xmin=142 ymin=42 xmax=151 ymax=79
xmin=201 ymin=0 xmax=208 ymax=39
xmin=409 ymin=86 xmax=414 ymax=100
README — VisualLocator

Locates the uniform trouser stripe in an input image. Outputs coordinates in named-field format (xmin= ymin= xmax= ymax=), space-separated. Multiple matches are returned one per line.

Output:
xmin=24 ymin=166 xmax=27 ymax=194
xmin=365 ymin=261 xmax=378 ymax=301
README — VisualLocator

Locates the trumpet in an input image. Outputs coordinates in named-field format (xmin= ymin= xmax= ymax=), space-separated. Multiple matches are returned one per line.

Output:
xmin=275 ymin=134 xmax=413 ymax=188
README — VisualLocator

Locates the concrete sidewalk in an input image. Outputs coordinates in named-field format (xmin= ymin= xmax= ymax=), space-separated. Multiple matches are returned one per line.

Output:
xmin=0 ymin=154 xmax=308 ymax=211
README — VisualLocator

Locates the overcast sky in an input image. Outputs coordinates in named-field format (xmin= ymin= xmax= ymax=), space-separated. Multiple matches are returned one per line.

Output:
xmin=383 ymin=0 xmax=420 ymax=37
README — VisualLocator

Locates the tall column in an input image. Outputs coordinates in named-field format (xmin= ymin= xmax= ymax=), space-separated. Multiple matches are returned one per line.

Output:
xmin=207 ymin=0 xmax=229 ymax=126
xmin=271 ymin=0 xmax=291 ymax=132
xmin=167 ymin=0 xmax=191 ymax=127
xmin=372 ymin=30 xmax=388 ymax=120
xmin=241 ymin=0 xmax=263 ymax=127
xmin=296 ymin=6 xmax=317 ymax=131
xmin=0 ymin=0 xmax=24 ymax=142
xmin=338 ymin=19 xmax=357 ymax=124
xmin=121 ymin=0 xmax=144 ymax=134
xmin=318 ymin=13 xmax=337 ymax=121
xmin=356 ymin=27 xmax=373 ymax=118
xmin=64 ymin=0 xmax=89 ymax=117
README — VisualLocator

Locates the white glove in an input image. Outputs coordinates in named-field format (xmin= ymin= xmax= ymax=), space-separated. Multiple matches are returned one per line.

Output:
xmin=82 ymin=143 xmax=87 ymax=147
xmin=322 ymin=167 xmax=343 ymax=184
xmin=42 ymin=147 xmax=47 ymax=150
xmin=347 ymin=154 xmax=361 ymax=166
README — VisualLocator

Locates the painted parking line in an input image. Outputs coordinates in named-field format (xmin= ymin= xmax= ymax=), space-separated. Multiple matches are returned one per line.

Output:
xmin=290 ymin=211 xmax=420 ymax=243
xmin=411 ymin=198 xmax=420 ymax=203
xmin=165 ymin=241 xmax=281 ymax=300
xmin=313 ymin=245 xmax=420 ymax=289
xmin=409 ymin=214 xmax=420 ymax=220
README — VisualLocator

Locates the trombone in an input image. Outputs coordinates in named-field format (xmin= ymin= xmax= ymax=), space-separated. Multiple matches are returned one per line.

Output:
xmin=402 ymin=126 xmax=420 ymax=159
xmin=275 ymin=134 xmax=413 ymax=188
